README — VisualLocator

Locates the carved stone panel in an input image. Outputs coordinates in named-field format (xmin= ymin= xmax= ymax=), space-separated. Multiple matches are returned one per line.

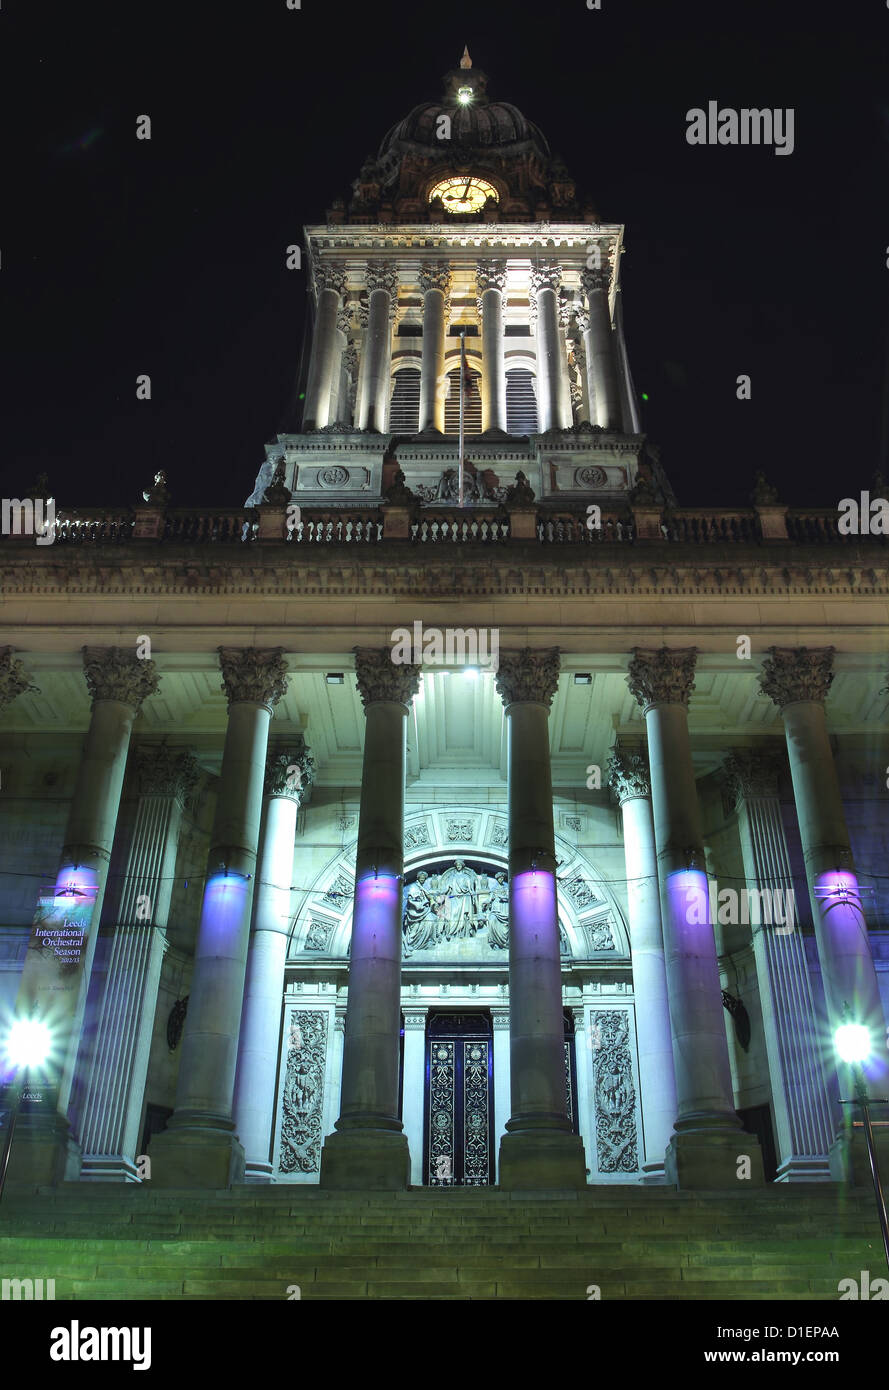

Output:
xmin=591 ymin=1009 xmax=638 ymax=1174
xmin=278 ymin=1009 xmax=327 ymax=1175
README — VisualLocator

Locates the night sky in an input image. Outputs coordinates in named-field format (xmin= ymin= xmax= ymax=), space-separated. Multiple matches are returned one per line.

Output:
xmin=3 ymin=0 xmax=889 ymax=511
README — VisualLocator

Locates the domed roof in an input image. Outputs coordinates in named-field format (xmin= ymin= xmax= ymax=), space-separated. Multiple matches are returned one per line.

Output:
xmin=378 ymin=49 xmax=551 ymax=161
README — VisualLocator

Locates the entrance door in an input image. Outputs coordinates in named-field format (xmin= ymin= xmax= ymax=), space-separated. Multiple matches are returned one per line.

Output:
xmin=424 ymin=1013 xmax=493 ymax=1186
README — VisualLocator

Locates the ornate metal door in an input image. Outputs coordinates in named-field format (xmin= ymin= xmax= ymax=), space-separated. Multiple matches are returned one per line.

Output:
xmin=424 ymin=1013 xmax=493 ymax=1186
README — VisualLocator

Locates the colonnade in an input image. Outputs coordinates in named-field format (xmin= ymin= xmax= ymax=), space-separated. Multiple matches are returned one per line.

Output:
xmin=1 ymin=641 xmax=886 ymax=1190
xmin=300 ymin=258 xmax=627 ymax=436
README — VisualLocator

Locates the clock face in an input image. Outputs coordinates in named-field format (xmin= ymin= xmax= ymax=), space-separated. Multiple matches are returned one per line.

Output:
xmin=429 ymin=176 xmax=498 ymax=215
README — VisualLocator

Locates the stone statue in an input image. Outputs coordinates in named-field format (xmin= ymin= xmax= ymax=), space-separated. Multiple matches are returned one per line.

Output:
xmin=483 ymin=871 xmax=510 ymax=949
xmin=435 ymin=858 xmax=479 ymax=939
xmin=402 ymin=871 xmax=436 ymax=955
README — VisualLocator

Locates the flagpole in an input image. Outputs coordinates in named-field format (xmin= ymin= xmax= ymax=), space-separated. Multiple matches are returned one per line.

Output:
xmin=458 ymin=328 xmax=465 ymax=509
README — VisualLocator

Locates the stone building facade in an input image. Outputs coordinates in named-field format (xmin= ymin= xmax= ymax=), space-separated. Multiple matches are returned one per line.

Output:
xmin=1 ymin=53 xmax=888 ymax=1195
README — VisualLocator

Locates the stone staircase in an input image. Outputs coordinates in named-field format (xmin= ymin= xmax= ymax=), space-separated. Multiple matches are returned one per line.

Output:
xmin=0 ymin=1184 xmax=880 ymax=1300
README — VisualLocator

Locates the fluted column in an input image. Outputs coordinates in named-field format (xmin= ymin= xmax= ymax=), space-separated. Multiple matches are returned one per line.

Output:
xmin=150 ymin=648 xmax=288 ymax=1188
xmin=8 ymin=647 xmax=158 ymax=1188
xmin=80 ymin=746 xmax=198 ymax=1182
xmin=581 ymin=269 xmax=622 ymax=430
xmin=303 ymin=267 xmax=347 ymax=431
xmin=722 ymin=749 xmax=834 ymax=1181
xmin=530 ymin=263 xmax=563 ymax=433
xmin=356 ymin=263 xmax=397 ymax=433
xmin=418 ymin=263 xmax=449 ymax=433
xmin=608 ymin=747 xmax=677 ymax=1180
xmin=492 ymin=1009 xmax=511 ymax=1183
xmin=627 ymin=648 xmax=763 ymax=1187
xmin=234 ymin=741 xmax=315 ymax=1182
xmin=320 ymin=649 xmax=420 ymax=1189
xmin=402 ymin=1009 xmax=428 ymax=1185
xmin=759 ymin=648 xmax=889 ymax=1181
xmin=494 ymin=649 xmax=586 ymax=1188
xmin=477 ymin=261 xmax=507 ymax=434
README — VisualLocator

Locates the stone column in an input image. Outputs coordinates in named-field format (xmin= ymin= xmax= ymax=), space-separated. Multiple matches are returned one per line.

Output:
xmin=627 ymin=648 xmax=763 ymax=1187
xmin=402 ymin=1009 xmax=428 ymax=1185
xmin=320 ymin=648 xmax=420 ymax=1189
xmin=150 ymin=648 xmax=288 ymax=1188
xmin=79 ymin=746 xmax=198 ymax=1182
xmin=608 ymin=747 xmax=677 ymax=1180
xmin=324 ymin=1006 xmax=347 ymax=1142
xmin=581 ymin=269 xmax=622 ymax=430
xmin=722 ymin=748 xmax=834 ymax=1181
xmin=477 ymin=261 xmax=508 ymax=434
xmin=492 ymin=1008 xmax=511 ymax=1183
xmin=759 ymin=648 xmax=889 ymax=1182
xmin=530 ymin=263 xmax=563 ymax=433
xmin=233 ymin=740 xmax=315 ymax=1182
xmin=570 ymin=1007 xmax=593 ymax=1182
xmin=303 ymin=267 xmax=347 ymax=431
xmin=356 ymin=263 xmax=397 ymax=433
xmin=494 ymin=649 xmax=586 ymax=1188
xmin=418 ymin=263 xmax=449 ymax=433
xmin=8 ymin=647 xmax=159 ymax=1188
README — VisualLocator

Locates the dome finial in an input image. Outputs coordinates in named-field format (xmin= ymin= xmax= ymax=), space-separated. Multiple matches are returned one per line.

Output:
xmin=459 ymin=45 xmax=472 ymax=69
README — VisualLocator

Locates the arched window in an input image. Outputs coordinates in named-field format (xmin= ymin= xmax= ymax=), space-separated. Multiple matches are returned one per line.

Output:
xmin=389 ymin=367 xmax=421 ymax=433
xmin=444 ymin=365 xmax=482 ymax=435
xmin=506 ymin=368 xmax=538 ymax=435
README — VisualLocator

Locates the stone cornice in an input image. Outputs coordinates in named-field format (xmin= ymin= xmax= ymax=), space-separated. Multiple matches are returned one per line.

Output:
xmin=82 ymin=646 xmax=159 ymax=711
xmin=759 ymin=646 xmax=836 ymax=709
xmin=354 ymin=647 xmax=421 ymax=709
xmin=218 ymin=647 xmax=289 ymax=710
xmin=495 ymin=648 xmax=561 ymax=707
xmin=627 ymin=647 xmax=697 ymax=710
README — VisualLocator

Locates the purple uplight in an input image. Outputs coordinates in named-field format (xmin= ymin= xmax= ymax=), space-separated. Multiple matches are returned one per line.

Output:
xmin=353 ymin=873 xmax=400 ymax=949
xmin=667 ymin=868 xmax=711 ymax=938
xmin=511 ymin=869 xmax=557 ymax=939
xmin=202 ymin=872 xmax=251 ymax=946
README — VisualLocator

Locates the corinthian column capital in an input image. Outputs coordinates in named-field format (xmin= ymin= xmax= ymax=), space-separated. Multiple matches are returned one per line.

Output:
xmin=314 ymin=265 xmax=347 ymax=298
xmin=354 ymin=647 xmax=421 ymax=710
xmin=759 ymin=647 xmax=835 ymax=709
xmin=530 ymin=261 xmax=561 ymax=297
xmin=132 ymin=745 xmax=199 ymax=800
xmin=82 ymin=646 xmax=159 ymax=712
xmin=721 ymin=747 xmax=786 ymax=808
xmin=607 ymin=747 xmax=651 ymax=803
xmin=626 ymin=648 xmax=697 ymax=711
xmin=264 ymin=739 xmax=316 ymax=802
xmin=218 ymin=647 xmax=289 ymax=711
xmin=364 ymin=262 xmax=398 ymax=298
xmin=581 ymin=267 xmax=610 ymax=298
xmin=495 ymin=648 xmax=561 ymax=708
xmin=419 ymin=262 xmax=451 ymax=295
xmin=0 ymin=647 xmax=38 ymax=712
xmin=476 ymin=261 xmax=507 ymax=295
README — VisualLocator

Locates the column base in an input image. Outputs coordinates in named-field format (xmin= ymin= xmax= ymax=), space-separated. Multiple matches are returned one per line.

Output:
xmin=498 ymin=1129 xmax=587 ymax=1190
xmin=80 ymin=1156 xmax=141 ymax=1183
xmin=829 ymin=1123 xmax=889 ymax=1187
xmin=319 ymin=1127 xmax=410 ymax=1190
xmin=148 ymin=1124 xmax=245 ymax=1189
xmin=640 ymin=1160 xmax=669 ymax=1185
xmin=241 ymin=1162 xmax=273 ymax=1184
xmin=4 ymin=1114 xmax=82 ymax=1189
xmin=665 ymin=1129 xmax=765 ymax=1189
xmin=774 ymin=1156 xmax=832 ymax=1183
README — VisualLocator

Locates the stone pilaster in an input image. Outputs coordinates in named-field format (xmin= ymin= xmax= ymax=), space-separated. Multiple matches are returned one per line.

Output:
xmin=357 ymin=263 xmax=397 ymax=433
xmin=530 ymin=262 xmax=563 ymax=433
xmin=418 ymin=263 xmax=450 ymax=433
xmin=626 ymin=648 xmax=763 ymax=1188
xmin=234 ymin=737 xmax=314 ymax=1182
xmin=477 ymin=261 xmax=508 ymax=434
xmin=722 ymin=747 xmax=834 ymax=1181
xmin=580 ymin=268 xmax=622 ymax=430
xmin=607 ymin=746 xmax=677 ymax=1180
xmin=79 ymin=746 xmax=198 ymax=1182
xmin=494 ymin=648 xmax=586 ymax=1188
xmin=492 ymin=1008 xmax=511 ymax=1184
xmin=320 ymin=648 xmax=421 ymax=1189
xmin=759 ymin=648 xmax=889 ymax=1183
xmin=402 ymin=1009 xmax=428 ymax=1185
xmin=8 ymin=647 xmax=159 ymax=1188
xmin=303 ymin=266 xmax=347 ymax=431
xmin=150 ymin=648 xmax=288 ymax=1188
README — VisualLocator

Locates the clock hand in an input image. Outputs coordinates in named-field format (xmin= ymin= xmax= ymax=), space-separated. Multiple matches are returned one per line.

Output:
xmin=462 ymin=177 xmax=472 ymax=199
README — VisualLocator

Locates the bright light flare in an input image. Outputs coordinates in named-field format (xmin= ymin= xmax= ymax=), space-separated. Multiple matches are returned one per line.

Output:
xmin=5 ymin=1018 xmax=53 ymax=1069
xmin=835 ymin=1022 xmax=871 ymax=1064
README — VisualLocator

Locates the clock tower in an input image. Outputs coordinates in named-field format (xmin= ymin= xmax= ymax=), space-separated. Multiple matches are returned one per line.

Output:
xmin=247 ymin=49 xmax=674 ymax=516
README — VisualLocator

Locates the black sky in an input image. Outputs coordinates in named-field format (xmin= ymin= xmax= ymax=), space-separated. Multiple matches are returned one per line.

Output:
xmin=3 ymin=0 xmax=889 ymax=510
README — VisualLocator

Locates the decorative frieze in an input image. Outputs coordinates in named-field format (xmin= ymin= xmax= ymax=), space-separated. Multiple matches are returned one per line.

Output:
xmin=495 ymin=647 xmax=560 ymax=708
xmin=82 ymin=646 xmax=159 ymax=711
xmin=218 ymin=647 xmax=289 ymax=711
xmin=607 ymin=748 xmax=651 ymax=803
xmin=354 ymin=646 xmax=422 ymax=709
xmin=759 ymin=646 xmax=835 ymax=709
xmin=626 ymin=647 xmax=697 ymax=711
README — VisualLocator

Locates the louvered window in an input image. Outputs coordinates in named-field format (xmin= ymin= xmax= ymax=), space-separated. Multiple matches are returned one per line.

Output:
xmin=389 ymin=367 xmax=421 ymax=433
xmin=506 ymin=368 xmax=538 ymax=435
xmin=444 ymin=366 xmax=482 ymax=435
